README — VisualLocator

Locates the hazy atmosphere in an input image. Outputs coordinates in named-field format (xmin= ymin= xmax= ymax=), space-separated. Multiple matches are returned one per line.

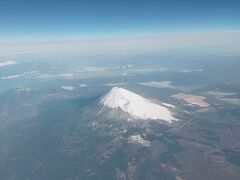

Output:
xmin=1 ymin=0 xmax=240 ymax=180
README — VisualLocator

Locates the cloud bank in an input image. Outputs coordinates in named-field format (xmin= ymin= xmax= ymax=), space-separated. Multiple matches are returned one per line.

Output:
xmin=0 ymin=31 xmax=240 ymax=57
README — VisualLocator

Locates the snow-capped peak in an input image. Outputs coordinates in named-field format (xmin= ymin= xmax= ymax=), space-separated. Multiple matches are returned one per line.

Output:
xmin=100 ymin=87 xmax=176 ymax=123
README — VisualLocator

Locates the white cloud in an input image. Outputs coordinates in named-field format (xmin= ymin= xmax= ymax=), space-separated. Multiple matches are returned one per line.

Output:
xmin=179 ymin=69 xmax=203 ymax=73
xmin=207 ymin=91 xmax=237 ymax=97
xmin=61 ymin=86 xmax=75 ymax=91
xmin=59 ymin=73 xmax=74 ymax=77
xmin=206 ymin=91 xmax=240 ymax=105
xmin=1 ymin=71 xmax=38 ymax=80
xmin=0 ymin=60 xmax=16 ymax=67
xmin=139 ymin=81 xmax=174 ymax=89
xmin=77 ymin=66 xmax=105 ymax=73
xmin=79 ymin=84 xmax=88 ymax=87
xmin=103 ymin=83 xmax=128 ymax=86
xmin=17 ymin=88 xmax=31 ymax=92
xmin=127 ymin=68 xmax=167 ymax=73
xmin=218 ymin=97 xmax=240 ymax=105
xmin=1 ymin=74 xmax=22 ymax=80
xmin=37 ymin=73 xmax=74 ymax=79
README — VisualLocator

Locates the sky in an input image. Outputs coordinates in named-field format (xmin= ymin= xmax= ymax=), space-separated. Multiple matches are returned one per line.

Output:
xmin=0 ymin=0 xmax=240 ymax=40
xmin=0 ymin=0 xmax=240 ymax=57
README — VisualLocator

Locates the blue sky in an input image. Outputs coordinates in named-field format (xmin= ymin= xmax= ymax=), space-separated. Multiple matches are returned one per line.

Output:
xmin=0 ymin=0 xmax=240 ymax=40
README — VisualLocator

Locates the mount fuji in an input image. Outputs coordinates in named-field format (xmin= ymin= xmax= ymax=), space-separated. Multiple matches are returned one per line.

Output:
xmin=100 ymin=87 xmax=177 ymax=123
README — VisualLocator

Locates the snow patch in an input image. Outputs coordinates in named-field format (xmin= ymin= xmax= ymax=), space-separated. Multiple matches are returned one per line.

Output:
xmin=128 ymin=135 xmax=150 ymax=147
xmin=162 ymin=103 xmax=176 ymax=108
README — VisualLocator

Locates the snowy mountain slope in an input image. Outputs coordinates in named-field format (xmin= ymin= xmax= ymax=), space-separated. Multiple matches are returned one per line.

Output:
xmin=100 ymin=87 xmax=177 ymax=123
